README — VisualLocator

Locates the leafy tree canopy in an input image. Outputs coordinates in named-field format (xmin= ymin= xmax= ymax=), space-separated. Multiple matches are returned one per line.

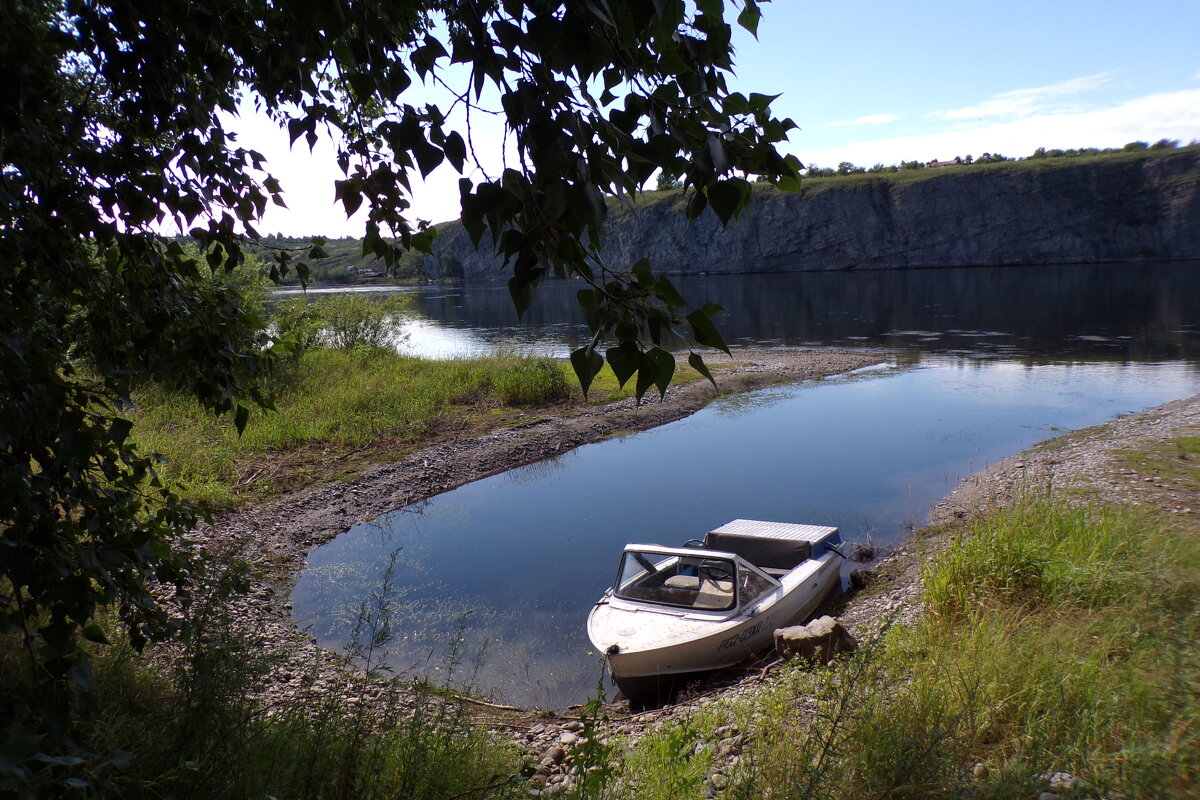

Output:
xmin=0 ymin=0 xmax=799 ymax=747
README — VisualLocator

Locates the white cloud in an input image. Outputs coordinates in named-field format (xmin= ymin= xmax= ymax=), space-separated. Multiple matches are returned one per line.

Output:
xmin=929 ymin=72 xmax=1115 ymax=121
xmin=829 ymin=113 xmax=901 ymax=127
xmin=800 ymin=87 xmax=1200 ymax=169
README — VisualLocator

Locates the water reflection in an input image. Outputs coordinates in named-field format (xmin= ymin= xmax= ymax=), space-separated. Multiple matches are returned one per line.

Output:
xmin=396 ymin=261 xmax=1200 ymax=362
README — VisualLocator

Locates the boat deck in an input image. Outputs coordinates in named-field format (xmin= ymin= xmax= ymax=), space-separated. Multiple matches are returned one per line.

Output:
xmin=704 ymin=519 xmax=840 ymax=571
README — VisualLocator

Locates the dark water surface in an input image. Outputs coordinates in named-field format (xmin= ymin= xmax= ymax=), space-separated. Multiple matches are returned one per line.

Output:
xmin=292 ymin=262 xmax=1200 ymax=708
xmin=397 ymin=262 xmax=1200 ymax=362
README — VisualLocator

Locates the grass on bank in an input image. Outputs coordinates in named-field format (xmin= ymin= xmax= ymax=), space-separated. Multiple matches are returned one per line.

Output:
xmin=704 ymin=498 xmax=1196 ymax=800
xmin=129 ymin=346 xmax=713 ymax=507
xmin=617 ymin=144 xmax=1200 ymax=219
xmin=1120 ymin=434 xmax=1200 ymax=492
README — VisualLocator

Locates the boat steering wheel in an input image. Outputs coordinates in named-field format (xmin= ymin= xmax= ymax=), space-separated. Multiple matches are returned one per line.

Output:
xmin=698 ymin=560 xmax=733 ymax=583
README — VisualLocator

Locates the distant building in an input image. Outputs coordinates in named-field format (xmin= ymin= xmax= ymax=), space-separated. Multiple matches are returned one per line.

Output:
xmin=928 ymin=158 xmax=962 ymax=168
xmin=345 ymin=265 xmax=387 ymax=278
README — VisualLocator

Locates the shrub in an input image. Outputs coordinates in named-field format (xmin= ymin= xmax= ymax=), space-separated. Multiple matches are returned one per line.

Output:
xmin=491 ymin=356 xmax=570 ymax=406
xmin=273 ymin=292 xmax=410 ymax=353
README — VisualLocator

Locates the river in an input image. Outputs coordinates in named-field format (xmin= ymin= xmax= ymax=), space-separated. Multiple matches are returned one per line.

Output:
xmin=290 ymin=262 xmax=1200 ymax=708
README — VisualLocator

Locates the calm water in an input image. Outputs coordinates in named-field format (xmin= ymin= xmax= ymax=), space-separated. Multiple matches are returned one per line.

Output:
xmin=394 ymin=262 xmax=1200 ymax=362
xmin=291 ymin=262 xmax=1200 ymax=708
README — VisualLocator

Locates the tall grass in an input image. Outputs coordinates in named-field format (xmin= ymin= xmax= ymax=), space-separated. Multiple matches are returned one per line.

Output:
xmin=129 ymin=348 xmax=570 ymax=505
xmin=729 ymin=497 xmax=1199 ymax=800
xmin=0 ymin=558 xmax=524 ymax=799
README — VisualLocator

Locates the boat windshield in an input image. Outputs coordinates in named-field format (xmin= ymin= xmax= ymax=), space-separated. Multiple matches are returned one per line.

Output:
xmin=613 ymin=550 xmax=737 ymax=611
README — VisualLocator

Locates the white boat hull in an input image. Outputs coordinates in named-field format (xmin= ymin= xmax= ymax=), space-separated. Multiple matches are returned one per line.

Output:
xmin=588 ymin=549 xmax=841 ymax=696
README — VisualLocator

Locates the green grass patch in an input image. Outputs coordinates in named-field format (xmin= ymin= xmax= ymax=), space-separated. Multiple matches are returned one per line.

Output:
xmin=1 ymin=563 xmax=525 ymax=799
xmin=726 ymin=492 xmax=1199 ymax=799
xmin=129 ymin=348 xmax=572 ymax=505
xmin=1120 ymin=435 xmax=1200 ymax=490
xmin=128 ymin=347 xmax=716 ymax=506
xmin=623 ymin=145 xmax=1200 ymax=211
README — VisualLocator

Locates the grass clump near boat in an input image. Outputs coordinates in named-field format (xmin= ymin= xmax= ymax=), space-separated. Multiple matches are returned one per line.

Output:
xmin=721 ymin=496 xmax=1198 ymax=800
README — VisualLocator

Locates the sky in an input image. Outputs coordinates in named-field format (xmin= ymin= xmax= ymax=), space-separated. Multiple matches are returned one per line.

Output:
xmin=230 ymin=0 xmax=1200 ymax=237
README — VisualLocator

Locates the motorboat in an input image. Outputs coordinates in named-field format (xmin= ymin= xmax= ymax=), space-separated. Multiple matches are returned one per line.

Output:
xmin=587 ymin=519 xmax=843 ymax=700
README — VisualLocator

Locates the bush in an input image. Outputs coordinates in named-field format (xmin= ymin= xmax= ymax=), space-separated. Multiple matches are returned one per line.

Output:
xmin=729 ymin=496 xmax=1200 ymax=800
xmin=273 ymin=292 xmax=410 ymax=353
xmin=491 ymin=356 xmax=570 ymax=406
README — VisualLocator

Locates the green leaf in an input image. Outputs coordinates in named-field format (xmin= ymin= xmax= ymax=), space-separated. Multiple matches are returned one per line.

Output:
xmin=634 ymin=354 xmax=657 ymax=403
xmin=688 ymin=351 xmax=718 ymax=388
xmin=570 ymin=346 xmax=604 ymax=398
xmin=737 ymin=0 xmax=761 ymax=36
xmin=686 ymin=308 xmax=730 ymax=355
xmin=606 ymin=342 xmax=640 ymax=388
xmin=707 ymin=178 xmax=746 ymax=225
xmin=81 ymin=624 xmax=109 ymax=645
xmin=654 ymin=274 xmax=686 ymax=308
xmin=647 ymin=347 xmax=676 ymax=398
xmin=776 ymin=174 xmax=803 ymax=193
xmin=108 ymin=418 xmax=133 ymax=447
xmin=634 ymin=347 xmax=676 ymax=402
xmin=233 ymin=405 xmax=250 ymax=436
xmin=507 ymin=274 xmax=537 ymax=319
xmin=631 ymin=258 xmax=654 ymax=288
xmin=31 ymin=753 xmax=85 ymax=767
xmin=413 ymin=141 xmax=444 ymax=178
xmin=749 ymin=91 xmax=782 ymax=113
xmin=443 ymin=131 xmax=467 ymax=172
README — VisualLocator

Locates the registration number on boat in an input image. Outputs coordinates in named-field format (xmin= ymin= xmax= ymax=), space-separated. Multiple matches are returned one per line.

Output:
xmin=717 ymin=620 xmax=764 ymax=652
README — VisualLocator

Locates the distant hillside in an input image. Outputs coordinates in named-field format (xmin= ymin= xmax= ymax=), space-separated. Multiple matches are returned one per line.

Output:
xmin=253 ymin=235 xmax=428 ymax=285
xmin=416 ymin=147 xmax=1200 ymax=281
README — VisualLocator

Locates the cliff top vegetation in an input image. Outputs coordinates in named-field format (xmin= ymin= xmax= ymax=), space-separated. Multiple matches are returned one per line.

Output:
xmin=632 ymin=140 xmax=1200 ymax=212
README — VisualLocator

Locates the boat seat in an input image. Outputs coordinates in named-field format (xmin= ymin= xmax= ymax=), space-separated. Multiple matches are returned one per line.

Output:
xmin=695 ymin=579 xmax=734 ymax=609
xmin=662 ymin=575 xmax=733 ymax=609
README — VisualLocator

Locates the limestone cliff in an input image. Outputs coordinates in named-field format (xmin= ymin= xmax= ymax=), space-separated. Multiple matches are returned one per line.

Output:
xmin=420 ymin=149 xmax=1200 ymax=280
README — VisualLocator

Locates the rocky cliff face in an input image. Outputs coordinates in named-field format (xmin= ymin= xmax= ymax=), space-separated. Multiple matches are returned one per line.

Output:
xmin=421 ymin=150 xmax=1200 ymax=281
